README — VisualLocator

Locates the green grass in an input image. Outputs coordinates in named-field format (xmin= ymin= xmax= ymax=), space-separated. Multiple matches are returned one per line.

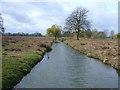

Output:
xmin=2 ymin=37 xmax=53 ymax=89
xmin=2 ymin=51 xmax=45 ymax=88
xmin=2 ymin=40 xmax=35 ymax=50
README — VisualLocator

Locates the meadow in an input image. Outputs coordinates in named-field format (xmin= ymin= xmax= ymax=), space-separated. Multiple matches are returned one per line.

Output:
xmin=2 ymin=36 xmax=119 ymax=88
xmin=2 ymin=36 xmax=53 ymax=88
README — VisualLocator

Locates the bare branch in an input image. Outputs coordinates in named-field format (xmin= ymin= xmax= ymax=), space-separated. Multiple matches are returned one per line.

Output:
xmin=64 ymin=7 xmax=90 ymax=40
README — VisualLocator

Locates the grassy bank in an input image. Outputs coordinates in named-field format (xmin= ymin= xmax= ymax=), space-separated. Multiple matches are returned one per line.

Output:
xmin=2 ymin=36 xmax=53 ymax=89
xmin=63 ymin=38 xmax=119 ymax=70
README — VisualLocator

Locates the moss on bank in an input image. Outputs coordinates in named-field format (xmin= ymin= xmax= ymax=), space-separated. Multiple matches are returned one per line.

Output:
xmin=2 ymin=36 xmax=53 ymax=89
xmin=2 ymin=51 xmax=46 ymax=88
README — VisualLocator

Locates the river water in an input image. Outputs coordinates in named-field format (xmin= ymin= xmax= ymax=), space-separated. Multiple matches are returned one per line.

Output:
xmin=15 ymin=42 xmax=118 ymax=88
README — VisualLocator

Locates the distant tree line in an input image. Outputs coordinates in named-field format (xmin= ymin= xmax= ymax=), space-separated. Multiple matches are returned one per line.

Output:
xmin=2 ymin=32 xmax=43 ymax=37
xmin=61 ymin=31 xmax=74 ymax=37
xmin=61 ymin=29 xmax=117 ymax=39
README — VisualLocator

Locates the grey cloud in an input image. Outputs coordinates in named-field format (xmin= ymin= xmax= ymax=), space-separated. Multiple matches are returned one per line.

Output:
xmin=3 ymin=2 xmax=34 ymax=24
xmin=2 ymin=1 xmax=118 ymax=35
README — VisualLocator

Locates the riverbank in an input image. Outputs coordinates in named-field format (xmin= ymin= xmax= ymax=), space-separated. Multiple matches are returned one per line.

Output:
xmin=63 ymin=38 xmax=119 ymax=70
xmin=2 ymin=36 xmax=53 ymax=89
xmin=14 ymin=41 xmax=118 ymax=88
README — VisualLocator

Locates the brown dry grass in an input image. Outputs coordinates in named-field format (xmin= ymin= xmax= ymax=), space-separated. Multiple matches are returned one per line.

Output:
xmin=64 ymin=38 xmax=119 ymax=70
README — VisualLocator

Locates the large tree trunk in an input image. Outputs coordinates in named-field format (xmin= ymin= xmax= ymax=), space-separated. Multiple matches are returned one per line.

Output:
xmin=76 ymin=29 xmax=79 ymax=40
xmin=55 ymin=33 xmax=57 ymax=40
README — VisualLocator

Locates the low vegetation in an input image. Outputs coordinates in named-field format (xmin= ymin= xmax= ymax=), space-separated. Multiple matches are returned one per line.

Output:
xmin=2 ymin=36 xmax=53 ymax=89
xmin=64 ymin=38 xmax=119 ymax=70
xmin=113 ymin=33 xmax=120 ymax=39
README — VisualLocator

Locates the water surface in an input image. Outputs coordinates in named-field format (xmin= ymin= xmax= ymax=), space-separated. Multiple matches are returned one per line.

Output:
xmin=15 ymin=42 xmax=118 ymax=88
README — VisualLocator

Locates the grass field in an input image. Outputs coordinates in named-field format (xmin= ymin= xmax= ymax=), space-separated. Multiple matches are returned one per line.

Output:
xmin=64 ymin=38 xmax=119 ymax=70
xmin=2 ymin=36 xmax=53 ymax=89
xmin=2 ymin=36 xmax=120 ymax=88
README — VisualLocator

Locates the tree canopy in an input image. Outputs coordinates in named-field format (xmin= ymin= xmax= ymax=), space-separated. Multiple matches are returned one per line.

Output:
xmin=65 ymin=7 xmax=90 ymax=40
xmin=46 ymin=24 xmax=61 ymax=40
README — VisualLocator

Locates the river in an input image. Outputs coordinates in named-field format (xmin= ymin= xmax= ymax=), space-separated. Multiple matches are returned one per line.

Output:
xmin=14 ymin=42 xmax=118 ymax=88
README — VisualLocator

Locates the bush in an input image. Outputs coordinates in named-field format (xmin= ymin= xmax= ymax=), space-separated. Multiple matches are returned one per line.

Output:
xmin=39 ymin=44 xmax=52 ymax=52
xmin=113 ymin=33 xmax=120 ymax=39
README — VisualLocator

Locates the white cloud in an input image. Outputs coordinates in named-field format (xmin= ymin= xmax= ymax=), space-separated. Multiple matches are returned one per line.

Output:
xmin=2 ymin=1 xmax=118 ymax=35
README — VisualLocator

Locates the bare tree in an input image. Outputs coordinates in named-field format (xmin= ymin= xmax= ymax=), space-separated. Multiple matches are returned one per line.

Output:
xmin=65 ymin=7 xmax=90 ymax=40
xmin=0 ymin=13 xmax=5 ymax=34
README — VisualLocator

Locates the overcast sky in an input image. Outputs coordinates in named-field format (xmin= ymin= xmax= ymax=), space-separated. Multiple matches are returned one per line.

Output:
xmin=2 ymin=0 xmax=118 ymax=35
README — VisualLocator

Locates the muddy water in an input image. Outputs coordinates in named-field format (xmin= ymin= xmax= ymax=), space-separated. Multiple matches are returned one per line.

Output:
xmin=14 ymin=42 xmax=118 ymax=88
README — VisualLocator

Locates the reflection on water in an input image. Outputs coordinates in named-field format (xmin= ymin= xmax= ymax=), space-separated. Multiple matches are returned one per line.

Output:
xmin=15 ymin=42 xmax=118 ymax=88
